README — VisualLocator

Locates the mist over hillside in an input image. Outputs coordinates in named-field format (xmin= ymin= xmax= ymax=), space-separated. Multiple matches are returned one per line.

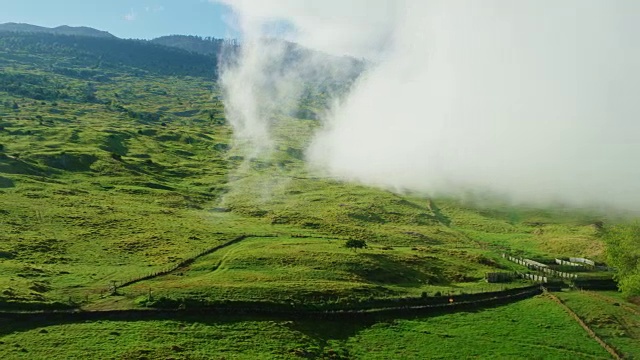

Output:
xmin=220 ymin=0 xmax=640 ymax=213
xmin=0 ymin=7 xmax=639 ymax=358
xmin=0 ymin=23 xmax=363 ymax=113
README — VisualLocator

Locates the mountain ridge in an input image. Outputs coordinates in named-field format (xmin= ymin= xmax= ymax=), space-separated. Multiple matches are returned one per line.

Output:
xmin=150 ymin=35 xmax=231 ymax=56
xmin=0 ymin=22 xmax=116 ymax=38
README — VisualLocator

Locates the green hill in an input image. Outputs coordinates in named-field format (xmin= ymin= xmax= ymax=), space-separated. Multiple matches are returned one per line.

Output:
xmin=0 ymin=27 xmax=603 ymax=300
xmin=0 ymin=29 xmax=610 ymax=305
xmin=0 ymin=32 xmax=218 ymax=79
xmin=0 ymin=27 xmax=637 ymax=359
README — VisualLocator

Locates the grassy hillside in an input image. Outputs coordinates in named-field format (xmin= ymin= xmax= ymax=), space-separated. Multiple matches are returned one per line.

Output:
xmin=0 ymin=33 xmax=217 ymax=79
xmin=556 ymin=290 xmax=640 ymax=358
xmin=0 ymin=31 xmax=612 ymax=308
xmin=0 ymin=296 xmax=614 ymax=359
xmin=0 ymin=30 xmax=634 ymax=358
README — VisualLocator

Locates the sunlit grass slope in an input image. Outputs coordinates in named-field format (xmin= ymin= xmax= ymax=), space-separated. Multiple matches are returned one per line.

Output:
xmin=0 ymin=296 xmax=611 ymax=359
xmin=0 ymin=39 xmax=609 ymax=309
xmin=0 ymin=28 xmax=633 ymax=360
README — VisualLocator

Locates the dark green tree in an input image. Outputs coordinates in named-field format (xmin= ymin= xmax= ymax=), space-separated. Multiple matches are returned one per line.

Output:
xmin=604 ymin=222 xmax=640 ymax=297
xmin=345 ymin=239 xmax=367 ymax=252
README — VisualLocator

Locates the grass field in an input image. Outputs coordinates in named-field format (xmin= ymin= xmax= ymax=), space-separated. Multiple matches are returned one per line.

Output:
xmin=0 ymin=31 xmax=635 ymax=358
xmin=1 ymin=74 xmax=609 ymax=308
xmin=556 ymin=290 xmax=640 ymax=358
xmin=0 ymin=296 xmax=613 ymax=359
xmin=108 ymin=236 xmax=529 ymax=309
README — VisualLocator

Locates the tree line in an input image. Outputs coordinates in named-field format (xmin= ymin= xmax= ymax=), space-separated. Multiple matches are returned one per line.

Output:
xmin=0 ymin=33 xmax=219 ymax=78
xmin=604 ymin=223 xmax=640 ymax=297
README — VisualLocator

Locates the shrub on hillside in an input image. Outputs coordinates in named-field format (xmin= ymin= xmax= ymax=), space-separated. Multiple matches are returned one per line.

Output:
xmin=604 ymin=222 xmax=640 ymax=297
xmin=345 ymin=239 xmax=367 ymax=251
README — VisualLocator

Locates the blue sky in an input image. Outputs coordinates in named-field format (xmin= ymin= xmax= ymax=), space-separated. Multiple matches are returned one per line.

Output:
xmin=0 ymin=0 xmax=237 ymax=39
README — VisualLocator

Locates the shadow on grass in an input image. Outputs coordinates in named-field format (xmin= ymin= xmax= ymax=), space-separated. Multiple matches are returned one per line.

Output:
xmin=0 ymin=312 xmax=368 ymax=341
xmin=352 ymin=253 xmax=446 ymax=287
xmin=427 ymin=199 xmax=452 ymax=227
xmin=0 ymin=293 xmax=536 ymax=339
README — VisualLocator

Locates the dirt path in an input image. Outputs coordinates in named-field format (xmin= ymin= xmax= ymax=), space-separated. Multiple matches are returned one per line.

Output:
xmin=545 ymin=291 xmax=622 ymax=360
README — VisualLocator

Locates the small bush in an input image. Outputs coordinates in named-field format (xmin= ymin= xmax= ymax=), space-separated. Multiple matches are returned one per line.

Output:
xmin=345 ymin=239 xmax=367 ymax=251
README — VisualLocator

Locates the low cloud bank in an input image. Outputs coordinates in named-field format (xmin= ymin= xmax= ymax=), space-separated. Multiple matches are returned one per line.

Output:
xmin=217 ymin=1 xmax=640 ymax=212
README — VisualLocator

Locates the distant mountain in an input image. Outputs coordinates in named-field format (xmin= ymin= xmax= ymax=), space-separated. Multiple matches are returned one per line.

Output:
xmin=150 ymin=35 xmax=234 ymax=56
xmin=0 ymin=32 xmax=217 ymax=79
xmin=0 ymin=23 xmax=362 ymax=92
xmin=0 ymin=23 xmax=115 ymax=38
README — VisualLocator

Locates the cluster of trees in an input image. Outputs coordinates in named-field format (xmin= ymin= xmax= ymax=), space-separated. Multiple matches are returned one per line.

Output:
xmin=345 ymin=239 xmax=367 ymax=251
xmin=52 ymin=67 xmax=111 ymax=82
xmin=150 ymin=35 xmax=238 ymax=56
xmin=604 ymin=223 xmax=640 ymax=297
xmin=0 ymin=72 xmax=69 ymax=101
xmin=0 ymin=71 xmax=101 ymax=103
xmin=3 ymin=100 xmax=19 ymax=109
xmin=0 ymin=33 xmax=218 ymax=78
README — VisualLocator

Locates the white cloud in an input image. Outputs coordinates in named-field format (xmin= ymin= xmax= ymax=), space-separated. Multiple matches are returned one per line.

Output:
xmin=219 ymin=0 xmax=640 ymax=212
xmin=145 ymin=5 xmax=165 ymax=13
xmin=213 ymin=0 xmax=396 ymax=59
xmin=123 ymin=9 xmax=137 ymax=21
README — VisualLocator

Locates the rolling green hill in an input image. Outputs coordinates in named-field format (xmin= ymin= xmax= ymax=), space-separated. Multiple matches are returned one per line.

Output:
xmin=0 ymin=29 xmax=612 ymax=306
xmin=1 ymin=28 xmax=637 ymax=359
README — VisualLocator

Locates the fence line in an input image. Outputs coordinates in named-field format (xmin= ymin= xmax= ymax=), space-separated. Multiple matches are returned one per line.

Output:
xmin=519 ymin=273 xmax=548 ymax=283
xmin=555 ymin=259 xmax=585 ymax=267
xmin=486 ymin=272 xmax=548 ymax=283
xmin=522 ymin=259 xmax=548 ymax=268
xmin=503 ymin=254 xmax=578 ymax=279
xmin=1 ymin=285 xmax=543 ymax=320
xmin=107 ymin=234 xmax=278 ymax=294
xmin=570 ymin=257 xmax=596 ymax=266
